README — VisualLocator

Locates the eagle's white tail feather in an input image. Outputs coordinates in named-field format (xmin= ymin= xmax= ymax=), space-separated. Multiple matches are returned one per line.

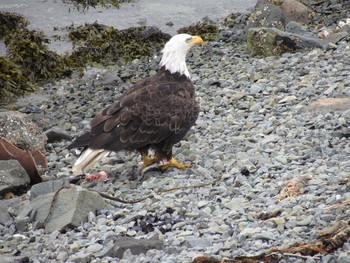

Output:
xmin=72 ymin=148 xmax=110 ymax=175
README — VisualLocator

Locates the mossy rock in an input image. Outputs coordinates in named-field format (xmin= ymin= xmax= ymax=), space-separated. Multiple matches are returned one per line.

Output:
xmin=246 ymin=27 xmax=327 ymax=56
xmin=69 ymin=23 xmax=170 ymax=65
xmin=178 ymin=20 xmax=219 ymax=41
xmin=247 ymin=27 xmax=293 ymax=56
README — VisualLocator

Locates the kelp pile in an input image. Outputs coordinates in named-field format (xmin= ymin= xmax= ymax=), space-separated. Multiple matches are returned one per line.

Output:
xmin=62 ymin=0 xmax=121 ymax=12
xmin=178 ymin=19 xmax=219 ymax=41
xmin=69 ymin=23 xmax=170 ymax=65
xmin=0 ymin=57 xmax=36 ymax=103
xmin=0 ymin=11 xmax=170 ymax=105
xmin=0 ymin=12 xmax=28 ymax=39
xmin=5 ymin=28 xmax=74 ymax=82
xmin=0 ymin=13 xmax=38 ymax=104
xmin=0 ymin=12 xmax=77 ymax=104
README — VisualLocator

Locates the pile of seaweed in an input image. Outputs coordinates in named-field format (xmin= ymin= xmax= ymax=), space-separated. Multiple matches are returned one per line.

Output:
xmin=178 ymin=18 xmax=219 ymax=41
xmin=62 ymin=0 xmax=120 ymax=11
xmin=68 ymin=23 xmax=170 ymax=66
xmin=0 ymin=12 xmax=170 ymax=105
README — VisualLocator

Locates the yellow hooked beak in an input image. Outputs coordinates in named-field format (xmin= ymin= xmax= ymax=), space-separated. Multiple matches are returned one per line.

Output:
xmin=189 ymin=35 xmax=204 ymax=46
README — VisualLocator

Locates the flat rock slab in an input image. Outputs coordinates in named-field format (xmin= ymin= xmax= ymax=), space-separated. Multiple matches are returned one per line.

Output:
xmin=0 ymin=160 xmax=30 ymax=195
xmin=18 ymin=185 xmax=112 ymax=233
xmin=29 ymin=179 xmax=70 ymax=201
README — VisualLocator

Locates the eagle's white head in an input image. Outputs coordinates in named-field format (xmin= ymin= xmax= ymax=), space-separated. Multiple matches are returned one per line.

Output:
xmin=160 ymin=34 xmax=203 ymax=78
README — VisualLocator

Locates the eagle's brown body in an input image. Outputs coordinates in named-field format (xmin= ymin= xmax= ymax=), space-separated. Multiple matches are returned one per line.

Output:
xmin=68 ymin=66 xmax=199 ymax=160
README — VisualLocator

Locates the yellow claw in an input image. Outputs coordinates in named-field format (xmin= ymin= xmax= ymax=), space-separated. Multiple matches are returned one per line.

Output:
xmin=142 ymin=155 xmax=158 ymax=168
xmin=160 ymin=157 xmax=192 ymax=171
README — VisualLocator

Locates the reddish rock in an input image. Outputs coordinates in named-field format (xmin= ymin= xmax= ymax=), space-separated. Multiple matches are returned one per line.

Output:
xmin=281 ymin=0 xmax=310 ymax=24
xmin=0 ymin=138 xmax=45 ymax=184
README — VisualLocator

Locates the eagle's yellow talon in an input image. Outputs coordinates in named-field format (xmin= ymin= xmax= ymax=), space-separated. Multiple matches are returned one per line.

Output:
xmin=142 ymin=156 xmax=158 ymax=168
xmin=160 ymin=157 xmax=191 ymax=171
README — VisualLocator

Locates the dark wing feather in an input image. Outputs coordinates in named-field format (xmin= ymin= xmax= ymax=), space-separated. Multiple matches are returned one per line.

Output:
xmin=70 ymin=67 xmax=199 ymax=153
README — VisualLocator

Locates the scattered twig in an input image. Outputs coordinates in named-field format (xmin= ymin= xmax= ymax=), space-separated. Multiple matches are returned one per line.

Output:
xmin=41 ymin=186 xmax=71 ymax=228
xmin=92 ymin=177 xmax=221 ymax=204
xmin=323 ymin=199 xmax=350 ymax=212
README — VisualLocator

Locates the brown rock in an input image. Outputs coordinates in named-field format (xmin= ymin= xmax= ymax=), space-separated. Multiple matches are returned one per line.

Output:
xmin=281 ymin=0 xmax=310 ymax=24
xmin=0 ymin=138 xmax=45 ymax=184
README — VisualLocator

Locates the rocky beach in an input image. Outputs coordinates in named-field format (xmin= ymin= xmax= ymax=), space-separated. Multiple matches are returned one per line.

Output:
xmin=1 ymin=0 xmax=350 ymax=263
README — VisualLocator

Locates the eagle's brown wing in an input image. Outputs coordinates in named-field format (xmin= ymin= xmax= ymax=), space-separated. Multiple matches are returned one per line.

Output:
xmin=79 ymin=73 xmax=199 ymax=153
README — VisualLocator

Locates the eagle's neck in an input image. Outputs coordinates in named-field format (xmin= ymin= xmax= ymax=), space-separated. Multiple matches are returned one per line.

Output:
xmin=159 ymin=49 xmax=190 ymax=79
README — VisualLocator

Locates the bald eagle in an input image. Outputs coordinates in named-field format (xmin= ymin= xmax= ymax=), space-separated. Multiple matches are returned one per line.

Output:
xmin=68 ymin=34 xmax=204 ymax=174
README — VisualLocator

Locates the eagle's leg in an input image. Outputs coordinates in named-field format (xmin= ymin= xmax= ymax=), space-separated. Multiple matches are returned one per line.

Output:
xmin=139 ymin=148 xmax=158 ymax=168
xmin=155 ymin=144 xmax=191 ymax=171
xmin=160 ymin=157 xmax=192 ymax=171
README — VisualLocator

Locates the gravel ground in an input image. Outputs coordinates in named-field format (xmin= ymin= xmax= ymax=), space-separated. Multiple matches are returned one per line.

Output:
xmin=2 ymin=7 xmax=350 ymax=263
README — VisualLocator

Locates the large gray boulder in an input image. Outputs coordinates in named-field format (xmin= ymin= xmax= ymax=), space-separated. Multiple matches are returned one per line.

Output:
xmin=17 ymin=185 xmax=112 ymax=233
xmin=247 ymin=27 xmax=328 ymax=56
xmin=29 ymin=179 xmax=70 ymax=201
xmin=0 ymin=111 xmax=47 ymax=151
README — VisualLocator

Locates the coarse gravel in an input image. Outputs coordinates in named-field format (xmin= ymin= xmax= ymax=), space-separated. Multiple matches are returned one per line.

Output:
xmin=2 ymin=11 xmax=350 ymax=263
